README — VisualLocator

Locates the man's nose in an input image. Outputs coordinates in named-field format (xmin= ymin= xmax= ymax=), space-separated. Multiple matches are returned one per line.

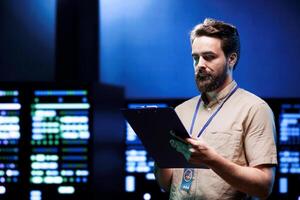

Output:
xmin=195 ymin=57 xmax=206 ymax=71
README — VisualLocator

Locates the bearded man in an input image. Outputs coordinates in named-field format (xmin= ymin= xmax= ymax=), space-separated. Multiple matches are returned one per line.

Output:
xmin=154 ymin=18 xmax=277 ymax=200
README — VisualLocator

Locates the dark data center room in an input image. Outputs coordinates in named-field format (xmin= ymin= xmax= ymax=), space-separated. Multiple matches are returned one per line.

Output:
xmin=0 ymin=0 xmax=300 ymax=199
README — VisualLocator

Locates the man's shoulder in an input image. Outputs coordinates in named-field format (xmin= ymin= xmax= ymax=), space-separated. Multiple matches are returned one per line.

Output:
xmin=236 ymin=88 xmax=271 ymax=111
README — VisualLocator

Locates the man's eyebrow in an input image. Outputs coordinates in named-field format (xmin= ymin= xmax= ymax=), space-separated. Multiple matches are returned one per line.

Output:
xmin=202 ymin=51 xmax=216 ymax=55
xmin=192 ymin=51 xmax=216 ymax=57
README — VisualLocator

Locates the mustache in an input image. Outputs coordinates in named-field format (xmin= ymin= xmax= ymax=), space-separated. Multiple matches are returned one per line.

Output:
xmin=196 ymin=69 xmax=212 ymax=80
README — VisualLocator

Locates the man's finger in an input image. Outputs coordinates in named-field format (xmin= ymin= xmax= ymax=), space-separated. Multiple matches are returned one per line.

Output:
xmin=186 ymin=138 xmax=207 ymax=149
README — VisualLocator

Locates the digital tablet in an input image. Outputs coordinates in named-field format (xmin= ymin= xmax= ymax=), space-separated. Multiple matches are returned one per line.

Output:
xmin=121 ymin=107 xmax=207 ymax=168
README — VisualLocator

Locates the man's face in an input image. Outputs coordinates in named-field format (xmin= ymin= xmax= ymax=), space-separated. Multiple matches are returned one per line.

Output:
xmin=192 ymin=36 xmax=230 ymax=93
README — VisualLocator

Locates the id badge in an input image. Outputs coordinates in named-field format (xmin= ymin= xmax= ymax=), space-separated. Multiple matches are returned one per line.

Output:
xmin=180 ymin=168 xmax=194 ymax=192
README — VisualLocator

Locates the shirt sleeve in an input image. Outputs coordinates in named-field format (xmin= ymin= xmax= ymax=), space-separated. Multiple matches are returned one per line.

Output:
xmin=244 ymin=102 xmax=278 ymax=167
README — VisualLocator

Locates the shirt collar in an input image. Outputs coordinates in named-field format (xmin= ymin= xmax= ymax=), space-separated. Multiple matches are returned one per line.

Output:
xmin=201 ymin=80 xmax=237 ymax=108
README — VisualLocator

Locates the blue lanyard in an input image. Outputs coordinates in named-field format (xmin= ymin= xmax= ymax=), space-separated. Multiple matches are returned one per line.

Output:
xmin=189 ymin=85 xmax=239 ymax=138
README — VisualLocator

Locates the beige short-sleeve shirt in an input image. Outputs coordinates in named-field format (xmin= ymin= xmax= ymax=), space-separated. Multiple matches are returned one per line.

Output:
xmin=169 ymin=81 xmax=277 ymax=200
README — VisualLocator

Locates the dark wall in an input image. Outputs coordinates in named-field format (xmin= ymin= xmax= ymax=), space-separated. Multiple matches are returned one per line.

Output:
xmin=0 ymin=0 xmax=99 ymax=82
xmin=0 ymin=0 xmax=56 ymax=81
xmin=55 ymin=0 xmax=99 ymax=82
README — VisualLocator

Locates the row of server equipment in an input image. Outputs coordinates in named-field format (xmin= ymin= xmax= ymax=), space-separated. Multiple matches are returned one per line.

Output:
xmin=0 ymin=83 xmax=92 ymax=200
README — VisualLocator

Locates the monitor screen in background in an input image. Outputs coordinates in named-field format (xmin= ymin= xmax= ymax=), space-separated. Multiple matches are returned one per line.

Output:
xmin=0 ymin=90 xmax=22 ymax=198
xmin=29 ymin=89 xmax=92 ymax=200
xmin=277 ymin=102 xmax=300 ymax=199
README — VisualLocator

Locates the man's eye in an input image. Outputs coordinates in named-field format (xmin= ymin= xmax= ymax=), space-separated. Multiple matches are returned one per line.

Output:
xmin=203 ymin=55 xmax=215 ymax=61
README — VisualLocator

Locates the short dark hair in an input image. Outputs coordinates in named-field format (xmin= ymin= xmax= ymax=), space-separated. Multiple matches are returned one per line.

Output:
xmin=190 ymin=18 xmax=240 ymax=69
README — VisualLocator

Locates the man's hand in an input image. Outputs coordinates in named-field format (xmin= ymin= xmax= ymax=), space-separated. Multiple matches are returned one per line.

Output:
xmin=170 ymin=137 xmax=217 ymax=167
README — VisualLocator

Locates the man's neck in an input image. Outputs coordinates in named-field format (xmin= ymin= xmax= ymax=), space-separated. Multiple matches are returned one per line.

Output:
xmin=205 ymin=77 xmax=233 ymax=102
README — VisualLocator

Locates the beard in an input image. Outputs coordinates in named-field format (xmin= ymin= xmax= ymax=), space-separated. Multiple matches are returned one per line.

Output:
xmin=195 ymin=64 xmax=228 ymax=93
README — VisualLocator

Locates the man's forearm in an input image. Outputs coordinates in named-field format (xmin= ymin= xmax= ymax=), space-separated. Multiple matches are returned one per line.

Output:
xmin=154 ymin=165 xmax=173 ymax=192
xmin=207 ymin=154 xmax=275 ymax=199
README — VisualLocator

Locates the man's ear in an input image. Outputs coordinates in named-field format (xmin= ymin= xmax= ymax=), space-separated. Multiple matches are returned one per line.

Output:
xmin=228 ymin=53 xmax=237 ymax=69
